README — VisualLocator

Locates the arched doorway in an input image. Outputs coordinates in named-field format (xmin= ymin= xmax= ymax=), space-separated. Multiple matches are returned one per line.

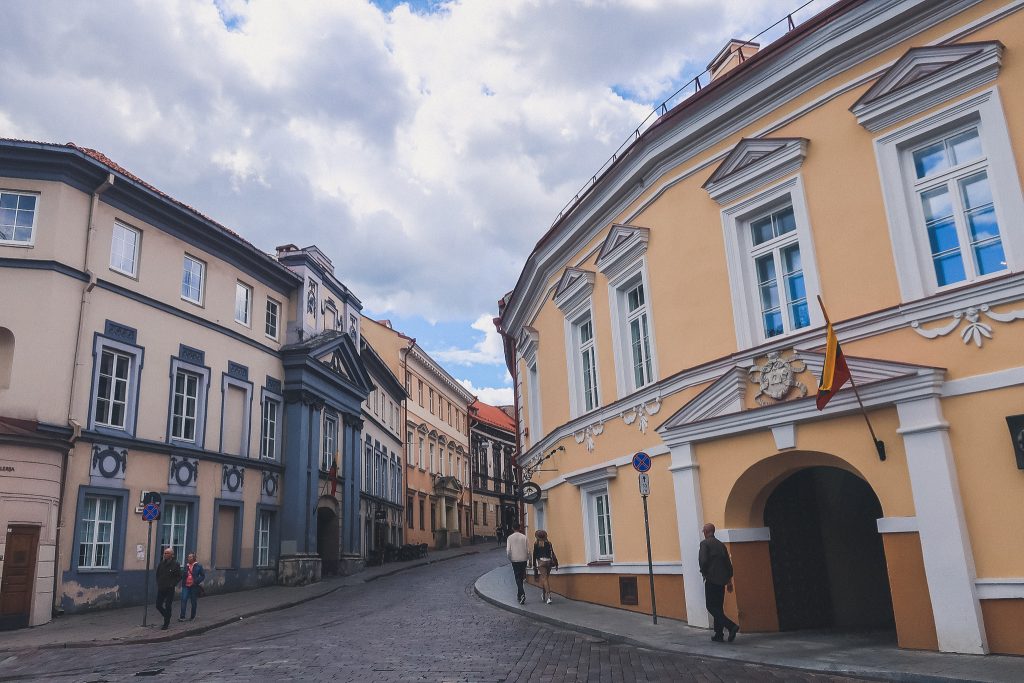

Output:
xmin=764 ymin=466 xmax=894 ymax=632
xmin=316 ymin=507 xmax=339 ymax=576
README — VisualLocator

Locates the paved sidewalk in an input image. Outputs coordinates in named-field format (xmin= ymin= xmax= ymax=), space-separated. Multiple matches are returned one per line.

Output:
xmin=0 ymin=546 xmax=479 ymax=651
xmin=474 ymin=566 xmax=1024 ymax=683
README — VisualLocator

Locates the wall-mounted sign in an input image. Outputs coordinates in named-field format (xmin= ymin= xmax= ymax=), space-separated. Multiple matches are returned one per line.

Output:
xmin=1006 ymin=414 xmax=1024 ymax=470
xmin=519 ymin=482 xmax=542 ymax=504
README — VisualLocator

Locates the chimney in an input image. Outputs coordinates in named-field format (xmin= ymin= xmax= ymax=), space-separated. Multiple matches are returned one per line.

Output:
xmin=707 ymin=39 xmax=760 ymax=82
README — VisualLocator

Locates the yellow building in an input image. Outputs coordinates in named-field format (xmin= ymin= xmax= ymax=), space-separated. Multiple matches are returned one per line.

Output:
xmin=496 ymin=0 xmax=1024 ymax=656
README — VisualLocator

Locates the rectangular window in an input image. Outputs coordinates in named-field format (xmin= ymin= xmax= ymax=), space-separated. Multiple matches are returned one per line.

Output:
xmin=429 ymin=442 xmax=435 ymax=474
xmin=159 ymin=502 xmax=189 ymax=560
xmin=109 ymin=223 xmax=140 ymax=277
xmin=0 ymin=191 xmax=37 ymax=244
xmin=625 ymin=283 xmax=654 ymax=389
xmin=260 ymin=397 xmax=279 ymax=459
xmin=419 ymin=499 xmax=425 ymax=530
xmin=418 ymin=436 xmax=425 ymax=470
xmin=78 ymin=495 xmax=115 ymax=569
xmin=430 ymin=502 xmax=436 ymax=532
xmin=417 ymin=379 xmax=424 ymax=406
xmin=405 ymin=372 xmax=412 ymax=394
xmin=526 ymin=360 xmax=541 ymax=445
xmin=483 ymin=503 xmax=488 ymax=525
xmin=256 ymin=510 xmax=272 ymax=567
xmin=912 ymin=128 xmax=1006 ymax=287
xmin=575 ymin=315 xmax=599 ymax=413
xmin=749 ymin=205 xmax=809 ymax=339
xmin=181 ymin=255 xmax=205 ymax=304
xmin=265 ymin=298 xmax=280 ymax=340
xmin=585 ymin=488 xmax=613 ymax=561
xmin=429 ymin=388 xmax=434 ymax=413
xmin=235 ymin=282 xmax=252 ymax=326
xmin=215 ymin=505 xmax=239 ymax=569
xmin=171 ymin=369 xmax=200 ymax=442
xmin=448 ymin=403 xmax=453 ymax=424
xmin=322 ymin=415 xmax=338 ymax=471
xmin=407 ymin=496 xmax=414 ymax=528
xmin=94 ymin=349 xmax=131 ymax=429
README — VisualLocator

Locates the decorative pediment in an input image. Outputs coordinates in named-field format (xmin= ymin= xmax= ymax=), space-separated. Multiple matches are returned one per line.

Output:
xmin=702 ymin=138 xmax=808 ymax=205
xmin=553 ymin=267 xmax=596 ymax=313
xmin=517 ymin=326 xmax=540 ymax=362
xmin=325 ymin=348 xmax=350 ymax=380
xmin=595 ymin=224 xmax=649 ymax=281
xmin=658 ymin=352 xmax=943 ymax=441
xmin=850 ymin=41 xmax=1004 ymax=132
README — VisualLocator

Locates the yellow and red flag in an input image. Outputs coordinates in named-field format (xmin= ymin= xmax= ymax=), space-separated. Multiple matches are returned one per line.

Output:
xmin=816 ymin=319 xmax=851 ymax=410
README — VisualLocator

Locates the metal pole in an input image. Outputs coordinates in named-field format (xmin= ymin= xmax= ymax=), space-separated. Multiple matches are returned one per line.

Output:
xmin=142 ymin=520 xmax=152 ymax=626
xmin=642 ymin=495 xmax=658 ymax=624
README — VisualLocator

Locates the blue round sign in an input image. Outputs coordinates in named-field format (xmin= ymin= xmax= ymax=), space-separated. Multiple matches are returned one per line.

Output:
xmin=631 ymin=451 xmax=652 ymax=473
xmin=142 ymin=503 xmax=161 ymax=521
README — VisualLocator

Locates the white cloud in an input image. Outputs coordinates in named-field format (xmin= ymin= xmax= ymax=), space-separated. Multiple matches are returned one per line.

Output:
xmin=458 ymin=379 xmax=514 ymax=407
xmin=431 ymin=313 xmax=505 ymax=366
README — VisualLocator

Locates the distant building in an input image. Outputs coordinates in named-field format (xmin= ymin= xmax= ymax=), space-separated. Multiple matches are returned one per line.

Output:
xmin=469 ymin=401 xmax=518 ymax=541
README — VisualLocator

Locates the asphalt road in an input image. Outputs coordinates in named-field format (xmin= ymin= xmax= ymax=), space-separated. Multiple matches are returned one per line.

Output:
xmin=0 ymin=550 xmax=870 ymax=682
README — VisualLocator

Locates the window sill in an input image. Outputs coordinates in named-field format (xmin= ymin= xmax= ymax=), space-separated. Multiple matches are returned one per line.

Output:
xmin=109 ymin=267 xmax=139 ymax=281
xmin=75 ymin=567 xmax=118 ymax=574
xmin=180 ymin=297 xmax=204 ymax=308
xmin=587 ymin=560 xmax=612 ymax=567
xmin=0 ymin=241 xmax=35 ymax=248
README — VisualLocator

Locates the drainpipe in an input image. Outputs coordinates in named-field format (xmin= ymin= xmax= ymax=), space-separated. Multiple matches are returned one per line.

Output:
xmin=400 ymin=338 xmax=414 ymax=544
xmin=55 ymin=173 xmax=114 ymax=616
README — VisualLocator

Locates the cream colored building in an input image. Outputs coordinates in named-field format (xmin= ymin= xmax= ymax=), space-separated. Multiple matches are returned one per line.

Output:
xmin=0 ymin=142 xmax=372 ymax=626
xmin=361 ymin=318 xmax=474 ymax=549
xmin=497 ymin=0 xmax=1024 ymax=656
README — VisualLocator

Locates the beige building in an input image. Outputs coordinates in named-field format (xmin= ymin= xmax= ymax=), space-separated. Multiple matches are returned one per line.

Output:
xmin=497 ymin=0 xmax=1024 ymax=656
xmin=361 ymin=318 xmax=474 ymax=549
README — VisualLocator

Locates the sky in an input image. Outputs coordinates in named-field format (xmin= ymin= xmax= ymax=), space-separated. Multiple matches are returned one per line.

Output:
xmin=0 ymin=0 xmax=834 ymax=406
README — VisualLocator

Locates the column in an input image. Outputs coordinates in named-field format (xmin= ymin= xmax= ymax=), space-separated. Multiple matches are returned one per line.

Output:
xmin=281 ymin=394 xmax=321 ymax=555
xmin=668 ymin=441 xmax=710 ymax=628
xmin=341 ymin=413 xmax=364 ymax=557
xmin=897 ymin=396 xmax=987 ymax=654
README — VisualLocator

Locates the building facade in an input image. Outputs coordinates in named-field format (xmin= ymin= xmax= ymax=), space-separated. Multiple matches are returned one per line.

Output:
xmin=360 ymin=318 xmax=475 ymax=550
xmin=497 ymin=0 xmax=1024 ymax=656
xmin=469 ymin=401 xmax=518 ymax=541
xmin=0 ymin=141 xmax=371 ymax=627
xmin=359 ymin=338 xmax=406 ymax=561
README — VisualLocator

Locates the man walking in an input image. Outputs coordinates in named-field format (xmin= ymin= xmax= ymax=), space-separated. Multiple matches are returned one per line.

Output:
xmin=506 ymin=524 xmax=529 ymax=604
xmin=155 ymin=547 xmax=182 ymax=630
xmin=699 ymin=523 xmax=739 ymax=642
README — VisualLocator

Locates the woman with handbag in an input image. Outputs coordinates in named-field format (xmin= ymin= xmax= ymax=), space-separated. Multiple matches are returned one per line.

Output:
xmin=178 ymin=552 xmax=206 ymax=622
xmin=532 ymin=529 xmax=558 ymax=604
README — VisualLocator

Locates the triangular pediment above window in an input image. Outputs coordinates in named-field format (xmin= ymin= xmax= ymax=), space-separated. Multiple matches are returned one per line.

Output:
xmin=553 ymin=267 xmax=596 ymax=313
xmin=702 ymin=138 xmax=808 ymax=205
xmin=850 ymin=41 xmax=1004 ymax=132
xmin=595 ymin=224 xmax=650 ymax=281
xmin=657 ymin=351 xmax=942 ymax=441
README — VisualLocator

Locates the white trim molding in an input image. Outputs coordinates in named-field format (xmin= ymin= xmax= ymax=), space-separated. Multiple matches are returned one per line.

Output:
xmin=719 ymin=527 xmax=771 ymax=543
xmin=975 ymin=578 xmax=1024 ymax=600
xmin=553 ymin=268 xmax=597 ymax=313
xmin=876 ymin=516 xmax=919 ymax=534
xmin=565 ymin=465 xmax=618 ymax=488
xmin=702 ymin=137 xmax=809 ymax=205
xmin=851 ymin=41 xmax=1004 ymax=132
xmin=595 ymin=224 xmax=650 ymax=283
xmin=554 ymin=561 xmax=682 ymax=576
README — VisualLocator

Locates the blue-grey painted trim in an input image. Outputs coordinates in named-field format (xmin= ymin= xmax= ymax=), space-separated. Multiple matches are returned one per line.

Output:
xmin=69 ymin=485 xmax=131 ymax=575
xmin=178 ymin=344 xmax=205 ymax=366
xmin=87 ymin=332 xmax=145 ymax=439
xmin=78 ymin=432 xmax=284 ymax=473
xmin=103 ymin=320 xmax=138 ymax=345
xmin=95 ymin=279 xmax=281 ymax=358
xmin=156 ymin=493 xmax=201 ymax=560
xmin=253 ymin=504 xmax=280 ymax=569
xmin=166 ymin=354 xmax=212 ymax=450
xmin=219 ymin=372 xmax=254 ymax=458
xmin=0 ymin=257 xmax=89 ymax=281
xmin=212 ymin=498 xmax=245 ymax=570
xmin=277 ymin=252 xmax=361 ymax=309
xmin=265 ymin=375 xmax=282 ymax=394
xmin=227 ymin=361 xmax=249 ymax=381
xmin=0 ymin=141 xmax=302 ymax=295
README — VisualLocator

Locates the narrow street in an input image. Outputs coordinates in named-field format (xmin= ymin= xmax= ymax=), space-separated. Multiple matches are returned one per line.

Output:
xmin=0 ymin=550 xmax=868 ymax=682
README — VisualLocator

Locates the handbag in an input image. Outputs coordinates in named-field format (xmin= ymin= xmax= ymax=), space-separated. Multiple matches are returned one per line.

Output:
xmin=198 ymin=585 xmax=206 ymax=598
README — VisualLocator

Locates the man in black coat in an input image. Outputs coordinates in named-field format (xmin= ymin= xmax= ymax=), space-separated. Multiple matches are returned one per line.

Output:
xmin=155 ymin=547 xmax=182 ymax=630
xmin=699 ymin=523 xmax=739 ymax=643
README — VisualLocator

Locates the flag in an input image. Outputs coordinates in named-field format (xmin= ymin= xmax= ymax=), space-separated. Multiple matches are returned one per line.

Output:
xmin=329 ymin=464 xmax=339 ymax=496
xmin=816 ymin=319 xmax=851 ymax=410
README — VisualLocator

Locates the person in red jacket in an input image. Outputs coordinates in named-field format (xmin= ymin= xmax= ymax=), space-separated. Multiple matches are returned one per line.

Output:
xmin=178 ymin=552 xmax=206 ymax=622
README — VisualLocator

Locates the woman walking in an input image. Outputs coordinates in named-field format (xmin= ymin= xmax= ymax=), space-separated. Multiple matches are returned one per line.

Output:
xmin=533 ymin=529 xmax=558 ymax=604
xmin=178 ymin=552 xmax=206 ymax=622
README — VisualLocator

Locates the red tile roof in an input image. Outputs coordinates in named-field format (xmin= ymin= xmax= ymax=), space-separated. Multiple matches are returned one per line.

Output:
xmin=471 ymin=400 xmax=515 ymax=432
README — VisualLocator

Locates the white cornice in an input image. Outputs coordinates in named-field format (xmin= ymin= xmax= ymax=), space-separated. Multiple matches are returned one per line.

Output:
xmin=850 ymin=41 xmax=1004 ymax=132
xmin=702 ymin=138 xmax=808 ymax=205
xmin=553 ymin=268 xmax=596 ymax=314
xmin=595 ymin=224 xmax=650 ymax=281
xmin=564 ymin=465 xmax=618 ymax=488
xmin=407 ymin=345 xmax=475 ymax=404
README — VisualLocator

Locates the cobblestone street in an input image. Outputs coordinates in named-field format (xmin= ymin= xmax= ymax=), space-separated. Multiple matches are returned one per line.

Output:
xmin=0 ymin=550 xmax=869 ymax=682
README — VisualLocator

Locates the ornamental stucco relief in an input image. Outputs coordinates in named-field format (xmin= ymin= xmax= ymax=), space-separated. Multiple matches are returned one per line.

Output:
xmin=621 ymin=396 xmax=662 ymax=433
xmin=748 ymin=351 xmax=808 ymax=406
xmin=573 ymin=421 xmax=604 ymax=453
xmin=910 ymin=303 xmax=1024 ymax=348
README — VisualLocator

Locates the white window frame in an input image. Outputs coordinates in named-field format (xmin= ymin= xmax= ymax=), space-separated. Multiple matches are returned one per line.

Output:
xmin=581 ymin=484 xmax=614 ymax=563
xmin=260 ymin=392 xmax=281 ymax=460
xmin=720 ymin=175 xmax=823 ymax=349
xmin=874 ymin=89 xmax=1024 ymax=301
xmin=235 ymin=281 xmax=253 ymax=327
xmin=265 ymin=298 xmax=280 ymax=340
xmin=159 ymin=502 xmax=190 ymax=560
xmin=181 ymin=254 xmax=205 ymax=305
xmin=256 ymin=510 xmax=272 ymax=567
xmin=565 ymin=307 xmax=601 ymax=417
xmin=607 ymin=262 xmax=659 ymax=397
xmin=171 ymin=369 xmax=201 ymax=443
xmin=747 ymin=203 xmax=812 ymax=341
xmin=0 ymin=190 xmax=38 ymax=246
xmin=78 ymin=495 xmax=116 ymax=569
xmin=322 ymin=414 xmax=338 ymax=472
xmin=109 ymin=222 xmax=140 ymax=278
xmin=167 ymin=356 xmax=210 ymax=448
xmin=90 ymin=336 xmax=143 ymax=436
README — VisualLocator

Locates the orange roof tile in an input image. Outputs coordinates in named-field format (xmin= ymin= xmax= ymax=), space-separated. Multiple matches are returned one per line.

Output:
xmin=471 ymin=400 xmax=515 ymax=432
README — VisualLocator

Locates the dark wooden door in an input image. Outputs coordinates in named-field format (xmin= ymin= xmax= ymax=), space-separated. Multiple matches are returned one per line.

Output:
xmin=0 ymin=525 xmax=40 ymax=630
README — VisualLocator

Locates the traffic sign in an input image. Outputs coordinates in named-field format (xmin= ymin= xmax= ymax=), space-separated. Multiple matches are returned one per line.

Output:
xmin=141 ymin=491 xmax=163 ymax=507
xmin=638 ymin=473 xmax=650 ymax=496
xmin=141 ymin=503 xmax=161 ymax=522
xmin=519 ymin=481 xmax=542 ymax=504
xmin=631 ymin=451 xmax=652 ymax=473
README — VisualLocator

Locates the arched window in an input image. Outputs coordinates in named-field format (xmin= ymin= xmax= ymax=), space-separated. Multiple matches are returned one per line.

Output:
xmin=0 ymin=327 xmax=13 ymax=389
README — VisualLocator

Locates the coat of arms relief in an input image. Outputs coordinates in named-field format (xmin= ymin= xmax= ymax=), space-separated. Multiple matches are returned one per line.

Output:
xmin=748 ymin=351 xmax=808 ymax=406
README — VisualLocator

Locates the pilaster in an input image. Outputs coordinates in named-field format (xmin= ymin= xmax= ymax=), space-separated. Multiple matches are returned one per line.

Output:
xmin=668 ymin=441 xmax=710 ymax=629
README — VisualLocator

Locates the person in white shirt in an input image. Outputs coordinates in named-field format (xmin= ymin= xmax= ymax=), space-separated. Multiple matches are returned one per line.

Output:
xmin=506 ymin=524 xmax=530 ymax=604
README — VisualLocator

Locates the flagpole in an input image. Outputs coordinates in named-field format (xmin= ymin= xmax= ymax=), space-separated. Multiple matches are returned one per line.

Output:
xmin=816 ymin=296 xmax=886 ymax=461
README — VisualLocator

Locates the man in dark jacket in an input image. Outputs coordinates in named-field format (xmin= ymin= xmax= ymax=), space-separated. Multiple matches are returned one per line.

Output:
xmin=698 ymin=523 xmax=739 ymax=642
xmin=155 ymin=547 xmax=182 ymax=630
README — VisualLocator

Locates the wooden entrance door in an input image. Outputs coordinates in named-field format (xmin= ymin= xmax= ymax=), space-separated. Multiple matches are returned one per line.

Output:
xmin=0 ymin=525 xmax=40 ymax=630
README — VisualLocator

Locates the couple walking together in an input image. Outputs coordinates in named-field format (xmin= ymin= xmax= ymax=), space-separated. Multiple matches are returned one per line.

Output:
xmin=506 ymin=525 xmax=558 ymax=605
xmin=154 ymin=548 xmax=207 ymax=630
